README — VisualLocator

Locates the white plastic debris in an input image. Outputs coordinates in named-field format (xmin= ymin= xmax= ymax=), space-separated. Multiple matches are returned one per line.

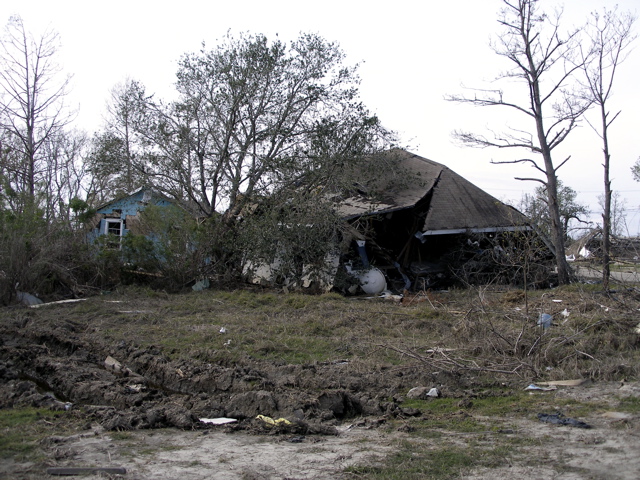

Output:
xmin=105 ymin=355 xmax=123 ymax=372
xmin=16 ymin=291 xmax=43 ymax=306
xmin=579 ymin=246 xmax=591 ymax=258
xmin=192 ymin=278 xmax=210 ymax=291
xmin=199 ymin=417 xmax=237 ymax=425
xmin=219 ymin=327 xmax=227 ymax=334
xmin=426 ymin=387 xmax=440 ymax=397
xmin=525 ymin=384 xmax=557 ymax=392
xmin=31 ymin=298 xmax=87 ymax=308
xmin=537 ymin=313 xmax=552 ymax=329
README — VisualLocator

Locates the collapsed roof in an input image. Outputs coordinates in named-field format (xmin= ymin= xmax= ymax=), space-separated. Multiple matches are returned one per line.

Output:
xmin=336 ymin=149 xmax=528 ymax=233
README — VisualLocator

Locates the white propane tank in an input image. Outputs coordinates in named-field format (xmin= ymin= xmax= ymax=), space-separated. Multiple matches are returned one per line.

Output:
xmin=355 ymin=267 xmax=387 ymax=295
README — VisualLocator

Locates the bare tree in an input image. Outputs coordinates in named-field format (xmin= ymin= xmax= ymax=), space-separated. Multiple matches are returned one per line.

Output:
xmin=447 ymin=0 xmax=591 ymax=285
xmin=0 ymin=16 xmax=73 ymax=210
xmin=580 ymin=8 xmax=637 ymax=291
xmin=40 ymin=129 xmax=90 ymax=223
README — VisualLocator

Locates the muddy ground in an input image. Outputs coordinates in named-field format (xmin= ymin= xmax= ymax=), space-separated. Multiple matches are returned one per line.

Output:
xmin=1 ymin=288 xmax=639 ymax=479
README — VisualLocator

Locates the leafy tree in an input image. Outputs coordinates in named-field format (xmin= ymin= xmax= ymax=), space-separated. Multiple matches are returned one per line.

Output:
xmin=580 ymin=7 xmax=636 ymax=291
xmin=597 ymin=191 xmax=627 ymax=238
xmin=633 ymin=159 xmax=640 ymax=183
xmin=447 ymin=0 xmax=591 ymax=284
xmin=107 ymin=32 xmax=395 ymax=285
xmin=85 ymin=79 xmax=150 ymax=205
xmin=519 ymin=180 xmax=588 ymax=242
xmin=119 ymin=204 xmax=223 ymax=289
xmin=126 ymin=32 xmax=392 ymax=219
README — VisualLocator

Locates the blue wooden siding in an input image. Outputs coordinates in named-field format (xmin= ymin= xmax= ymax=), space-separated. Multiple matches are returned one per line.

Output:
xmin=92 ymin=189 xmax=173 ymax=240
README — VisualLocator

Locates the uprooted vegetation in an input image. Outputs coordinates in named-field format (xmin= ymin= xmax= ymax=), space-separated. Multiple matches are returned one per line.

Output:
xmin=1 ymin=284 xmax=640 ymax=478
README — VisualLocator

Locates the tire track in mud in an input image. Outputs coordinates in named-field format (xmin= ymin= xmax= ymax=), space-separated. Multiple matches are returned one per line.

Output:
xmin=0 ymin=313 xmax=443 ymax=432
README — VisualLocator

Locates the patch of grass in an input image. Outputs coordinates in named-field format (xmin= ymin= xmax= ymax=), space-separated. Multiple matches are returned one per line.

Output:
xmin=401 ymin=393 xmax=543 ymax=418
xmin=345 ymin=440 xmax=513 ymax=480
xmin=110 ymin=431 xmax=135 ymax=441
xmin=400 ymin=391 xmax=607 ymax=433
xmin=0 ymin=408 xmax=60 ymax=460
xmin=616 ymin=396 xmax=640 ymax=413
xmin=413 ymin=415 xmax=487 ymax=433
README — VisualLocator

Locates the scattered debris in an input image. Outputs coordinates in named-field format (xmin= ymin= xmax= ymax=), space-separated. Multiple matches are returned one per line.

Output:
xmin=379 ymin=291 xmax=403 ymax=302
xmin=16 ymin=291 xmax=43 ymax=306
xmin=31 ymin=298 xmax=88 ymax=308
xmin=104 ymin=355 xmax=123 ymax=373
xmin=104 ymin=356 xmax=134 ymax=376
xmin=219 ymin=327 xmax=227 ymax=334
xmin=124 ymin=384 xmax=145 ymax=394
xmin=192 ymin=278 xmax=210 ymax=291
xmin=199 ymin=417 xmax=238 ymax=425
xmin=525 ymin=384 xmax=557 ymax=392
xmin=537 ymin=413 xmax=591 ymax=428
xmin=536 ymin=379 xmax=586 ymax=387
xmin=256 ymin=415 xmax=292 ymax=427
xmin=427 ymin=387 xmax=440 ymax=397
xmin=537 ymin=313 xmax=552 ymax=329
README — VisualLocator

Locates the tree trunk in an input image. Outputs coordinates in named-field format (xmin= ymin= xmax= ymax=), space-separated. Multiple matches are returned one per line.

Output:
xmin=600 ymin=103 xmax=612 ymax=292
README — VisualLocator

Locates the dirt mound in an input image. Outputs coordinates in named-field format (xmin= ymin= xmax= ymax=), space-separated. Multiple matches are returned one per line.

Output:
xmin=0 ymin=311 xmax=454 ymax=433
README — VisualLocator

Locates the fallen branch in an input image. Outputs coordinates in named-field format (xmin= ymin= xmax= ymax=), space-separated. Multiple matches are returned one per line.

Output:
xmin=378 ymin=343 xmax=533 ymax=377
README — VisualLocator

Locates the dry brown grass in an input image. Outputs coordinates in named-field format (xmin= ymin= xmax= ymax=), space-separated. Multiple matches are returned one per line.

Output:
xmin=49 ymin=283 xmax=638 ymax=384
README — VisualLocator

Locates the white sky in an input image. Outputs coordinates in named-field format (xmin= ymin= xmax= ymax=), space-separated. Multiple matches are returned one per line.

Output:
xmin=2 ymin=0 xmax=639 ymax=234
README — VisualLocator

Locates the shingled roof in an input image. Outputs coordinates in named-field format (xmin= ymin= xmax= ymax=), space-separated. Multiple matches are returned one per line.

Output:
xmin=337 ymin=149 xmax=528 ymax=234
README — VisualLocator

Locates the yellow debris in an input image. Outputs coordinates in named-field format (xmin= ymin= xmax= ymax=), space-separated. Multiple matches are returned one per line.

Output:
xmin=256 ymin=415 xmax=292 ymax=426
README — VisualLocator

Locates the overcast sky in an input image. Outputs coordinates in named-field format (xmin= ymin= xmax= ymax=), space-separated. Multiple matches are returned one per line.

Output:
xmin=2 ymin=0 xmax=639 ymax=234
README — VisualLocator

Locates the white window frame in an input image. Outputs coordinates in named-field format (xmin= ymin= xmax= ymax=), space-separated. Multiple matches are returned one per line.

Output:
xmin=103 ymin=219 xmax=124 ymax=249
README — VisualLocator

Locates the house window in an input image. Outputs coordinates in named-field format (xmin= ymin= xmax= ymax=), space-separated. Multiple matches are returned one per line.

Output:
xmin=104 ymin=219 xmax=124 ymax=249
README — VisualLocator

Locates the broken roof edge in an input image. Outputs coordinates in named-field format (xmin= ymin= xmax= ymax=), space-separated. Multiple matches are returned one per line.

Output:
xmin=339 ymin=202 xmax=425 ymax=221
xmin=419 ymin=225 xmax=532 ymax=237
xmin=95 ymin=187 xmax=167 ymax=211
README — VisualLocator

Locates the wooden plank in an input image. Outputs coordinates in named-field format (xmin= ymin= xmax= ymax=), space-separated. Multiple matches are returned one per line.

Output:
xmin=46 ymin=467 xmax=126 ymax=476
xmin=536 ymin=379 xmax=587 ymax=386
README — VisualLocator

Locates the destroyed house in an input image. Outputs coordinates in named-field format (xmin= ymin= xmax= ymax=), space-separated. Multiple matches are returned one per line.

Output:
xmin=337 ymin=149 xmax=530 ymax=289
xmin=90 ymin=189 xmax=174 ymax=247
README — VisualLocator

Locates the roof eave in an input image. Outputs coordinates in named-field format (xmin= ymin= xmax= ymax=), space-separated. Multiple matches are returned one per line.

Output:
xmin=418 ymin=225 xmax=532 ymax=237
